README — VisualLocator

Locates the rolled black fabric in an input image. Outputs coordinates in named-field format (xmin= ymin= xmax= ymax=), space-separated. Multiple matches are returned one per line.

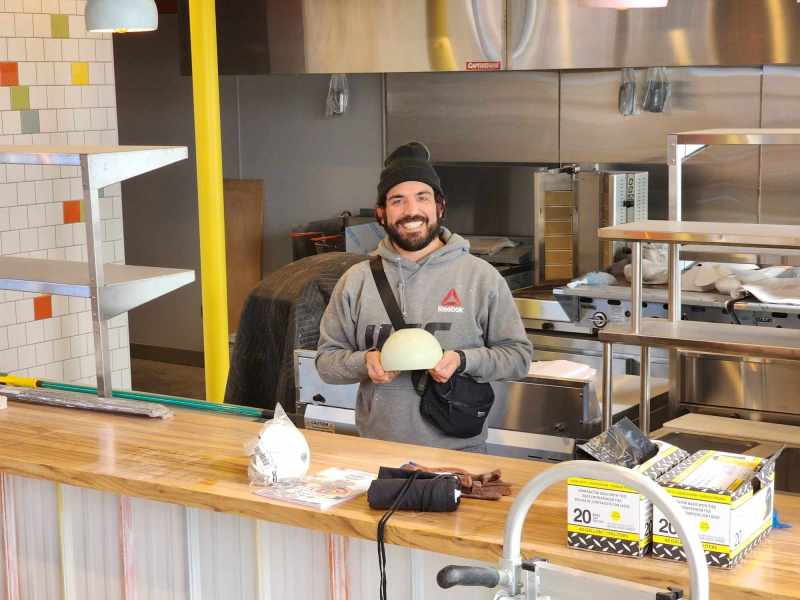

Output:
xmin=368 ymin=477 xmax=460 ymax=512
xmin=377 ymin=466 xmax=439 ymax=480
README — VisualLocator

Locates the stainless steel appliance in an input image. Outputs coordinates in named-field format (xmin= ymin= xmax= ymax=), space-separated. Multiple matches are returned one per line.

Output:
xmin=533 ymin=169 xmax=649 ymax=285
xmin=295 ymin=349 xmax=667 ymax=461
xmin=525 ymin=283 xmax=800 ymax=425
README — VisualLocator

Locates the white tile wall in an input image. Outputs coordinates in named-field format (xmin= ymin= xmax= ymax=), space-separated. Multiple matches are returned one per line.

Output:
xmin=0 ymin=0 xmax=129 ymax=389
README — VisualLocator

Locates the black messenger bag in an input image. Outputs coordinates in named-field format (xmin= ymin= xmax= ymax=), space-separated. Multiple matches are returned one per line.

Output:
xmin=369 ymin=257 xmax=494 ymax=438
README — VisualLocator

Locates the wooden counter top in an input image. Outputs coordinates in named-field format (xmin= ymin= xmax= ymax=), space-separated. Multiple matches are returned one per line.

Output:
xmin=0 ymin=401 xmax=798 ymax=600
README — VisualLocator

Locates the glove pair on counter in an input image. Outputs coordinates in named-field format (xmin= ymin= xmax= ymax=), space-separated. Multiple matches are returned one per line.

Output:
xmin=401 ymin=461 xmax=512 ymax=501
xmin=366 ymin=463 xmax=512 ymax=512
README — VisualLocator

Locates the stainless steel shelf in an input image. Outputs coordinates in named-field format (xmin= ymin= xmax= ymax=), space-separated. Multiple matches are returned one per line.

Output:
xmin=600 ymin=318 xmax=800 ymax=361
xmin=0 ymin=144 xmax=191 ymax=399
xmin=674 ymin=128 xmax=800 ymax=145
xmin=598 ymin=220 xmax=800 ymax=249
xmin=0 ymin=145 xmax=187 ymax=188
xmin=0 ymin=257 xmax=194 ymax=319
xmin=680 ymin=244 xmax=800 ymax=265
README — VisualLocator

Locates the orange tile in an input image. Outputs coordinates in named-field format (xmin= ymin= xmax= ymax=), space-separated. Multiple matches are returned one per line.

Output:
xmin=63 ymin=200 xmax=82 ymax=224
xmin=0 ymin=62 xmax=18 ymax=87
xmin=34 ymin=295 xmax=52 ymax=321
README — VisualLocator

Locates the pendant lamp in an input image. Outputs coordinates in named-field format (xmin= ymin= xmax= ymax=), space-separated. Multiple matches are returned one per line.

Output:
xmin=85 ymin=0 xmax=158 ymax=33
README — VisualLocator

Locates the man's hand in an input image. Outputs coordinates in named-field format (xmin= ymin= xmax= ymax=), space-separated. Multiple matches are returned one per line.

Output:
xmin=365 ymin=350 xmax=399 ymax=384
xmin=429 ymin=350 xmax=461 ymax=384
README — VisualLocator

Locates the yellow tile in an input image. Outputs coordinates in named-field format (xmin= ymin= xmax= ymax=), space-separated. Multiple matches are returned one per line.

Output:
xmin=71 ymin=62 xmax=89 ymax=85
xmin=51 ymin=14 xmax=69 ymax=39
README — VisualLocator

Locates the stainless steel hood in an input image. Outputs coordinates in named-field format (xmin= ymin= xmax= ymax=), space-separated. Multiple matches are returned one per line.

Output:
xmin=509 ymin=0 xmax=800 ymax=70
xmin=184 ymin=0 xmax=800 ymax=74
xmin=265 ymin=0 xmax=505 ymax=74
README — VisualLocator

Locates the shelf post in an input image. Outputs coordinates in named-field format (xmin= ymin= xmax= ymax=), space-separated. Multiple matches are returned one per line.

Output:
xmin=667 ymin=136 xmax=683 ymax=420
xmin=667 ymin=134 xmax=681 ymax=222
xmin=602 ymin=342 xmax=613 ymax=432
xmin=668 ymin=243 xmax=681 ymax=321
xmin=631 ymin=241 xmax=643 ymax=334
xmin=81 ymin=157 xmax=113 ymax=399
xmin=640 ymin=346 xmax=651 ymax=434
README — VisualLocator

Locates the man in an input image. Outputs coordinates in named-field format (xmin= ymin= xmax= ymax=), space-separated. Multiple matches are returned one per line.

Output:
xmin=316 ymin=142 xmax=532 ymax=450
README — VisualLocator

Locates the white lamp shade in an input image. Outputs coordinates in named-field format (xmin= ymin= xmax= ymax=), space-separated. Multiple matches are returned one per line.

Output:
xmin=380 ymin=328 xmax=443 ymax=372
xmin=578 ymin=0 xmax=668 ymax=7
xmin=86 ymin=0 xmax=158 ymax=33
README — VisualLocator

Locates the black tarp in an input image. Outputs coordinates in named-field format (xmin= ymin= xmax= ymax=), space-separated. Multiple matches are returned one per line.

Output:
xmin=225 ymin=252 xmax=368 ymax=411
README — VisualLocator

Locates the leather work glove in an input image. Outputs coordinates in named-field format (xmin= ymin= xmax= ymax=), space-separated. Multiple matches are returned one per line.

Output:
xmin=401 ymin=463 xmax=511 ymax=501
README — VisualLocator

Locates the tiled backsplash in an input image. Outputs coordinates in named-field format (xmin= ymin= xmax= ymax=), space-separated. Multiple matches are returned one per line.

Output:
xmin=0 ymin=0 xmax=129 ymax=390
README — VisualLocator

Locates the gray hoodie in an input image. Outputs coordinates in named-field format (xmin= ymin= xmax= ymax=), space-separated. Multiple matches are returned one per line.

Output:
xmin=316 ymin=229 xmax=533 ymax=450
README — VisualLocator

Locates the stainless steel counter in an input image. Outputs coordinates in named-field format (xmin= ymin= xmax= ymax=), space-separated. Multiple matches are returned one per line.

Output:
xmin=514 ymin=282 xmax=800 ymax=425
xmin=294 ymin=349 xmax=669 ymax=461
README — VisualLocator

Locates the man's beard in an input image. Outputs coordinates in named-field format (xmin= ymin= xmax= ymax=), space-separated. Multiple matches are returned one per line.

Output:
xmin=384 ymin=215 xmax=442 ymax=252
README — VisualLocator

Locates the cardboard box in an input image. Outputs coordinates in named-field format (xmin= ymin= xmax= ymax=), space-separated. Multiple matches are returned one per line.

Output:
xmin=652 ymin=450 xmax=778 ymax=568
xmin=567 ymin=441 xmax=688 ymax=557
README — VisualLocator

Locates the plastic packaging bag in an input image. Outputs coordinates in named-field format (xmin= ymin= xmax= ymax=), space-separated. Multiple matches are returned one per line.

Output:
xmin=246 ymin=404 xmax=311 ymax=485
xmin=566 ymin=271 xmax=616 ymax=289
xmin=325 ymin=74 xmax=349 ymax=117
xmin=642 ymin=66 xmax=671 ymax=113
xmin=578 ymin=417 xmax=658 ymax=469
xmin=618 ymin=67 xmax=637 ymax=116
xmin=623 ymin=242 xmax=669 ymax=284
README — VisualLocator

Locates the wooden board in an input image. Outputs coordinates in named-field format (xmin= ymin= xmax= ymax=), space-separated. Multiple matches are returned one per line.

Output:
xmin=1 ymin=402 xmax=800 ymax=600
xmin=664 ymin=413 xmax=800 ymax=447
xmin=224 ymin=179 xmax=263 ymax=334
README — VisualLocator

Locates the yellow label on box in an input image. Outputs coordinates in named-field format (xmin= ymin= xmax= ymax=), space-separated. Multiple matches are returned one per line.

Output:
xmin=568 ymin=524 xmax=647 ymax=545
xmin=664 ymin=487 xmax=732 ymax=504
xmin=567 ymin=477 xmax=635 ymax=494
xmin=653 ymin=535 xmax=731 ymax=555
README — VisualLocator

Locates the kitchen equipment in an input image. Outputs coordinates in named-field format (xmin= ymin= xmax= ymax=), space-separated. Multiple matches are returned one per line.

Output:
xmin=533 ymin=169 xmax=649 ymax=285
xmin=295 ymin=349 xmax=668 ymax=461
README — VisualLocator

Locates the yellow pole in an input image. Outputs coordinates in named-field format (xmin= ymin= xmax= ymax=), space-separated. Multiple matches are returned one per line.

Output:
xmin=427 ymin=0 xmax=457 ymax=71
xmin=188 ymin=0 xmax=229 ymax=403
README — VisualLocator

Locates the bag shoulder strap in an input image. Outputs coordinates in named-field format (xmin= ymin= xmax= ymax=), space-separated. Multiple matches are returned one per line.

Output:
xmin=369 ymin=256 xmax=407 ymax=331
xmin=370 ymin=256 xmax=427 ymax=394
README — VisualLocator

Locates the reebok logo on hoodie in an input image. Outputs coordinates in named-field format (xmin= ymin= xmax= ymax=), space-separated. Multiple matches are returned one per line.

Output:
xmin=438 ymin=288 xmax=464 ymax=313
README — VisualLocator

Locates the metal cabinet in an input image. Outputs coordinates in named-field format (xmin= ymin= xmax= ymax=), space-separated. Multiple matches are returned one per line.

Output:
xmin=385 ymin=71 xmax=559 ymax=162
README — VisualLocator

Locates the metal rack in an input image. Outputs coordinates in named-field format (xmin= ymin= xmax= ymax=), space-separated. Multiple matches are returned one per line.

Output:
xmin=597 ymin=129 xmax=800 ymax=433
xmin=0 ymin=145 xmax=194 ymax=399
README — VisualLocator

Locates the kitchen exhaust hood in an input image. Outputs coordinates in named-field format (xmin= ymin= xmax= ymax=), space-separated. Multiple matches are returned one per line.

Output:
xmin=178 ymin=0 xmax=800 ymax=75
xmin=179 ymin=0 xmax=505 ymax=75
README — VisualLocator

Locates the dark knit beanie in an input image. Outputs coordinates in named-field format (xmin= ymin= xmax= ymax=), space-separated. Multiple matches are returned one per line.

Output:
xmin=377 ymin=142 xmax=443 ymax=203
